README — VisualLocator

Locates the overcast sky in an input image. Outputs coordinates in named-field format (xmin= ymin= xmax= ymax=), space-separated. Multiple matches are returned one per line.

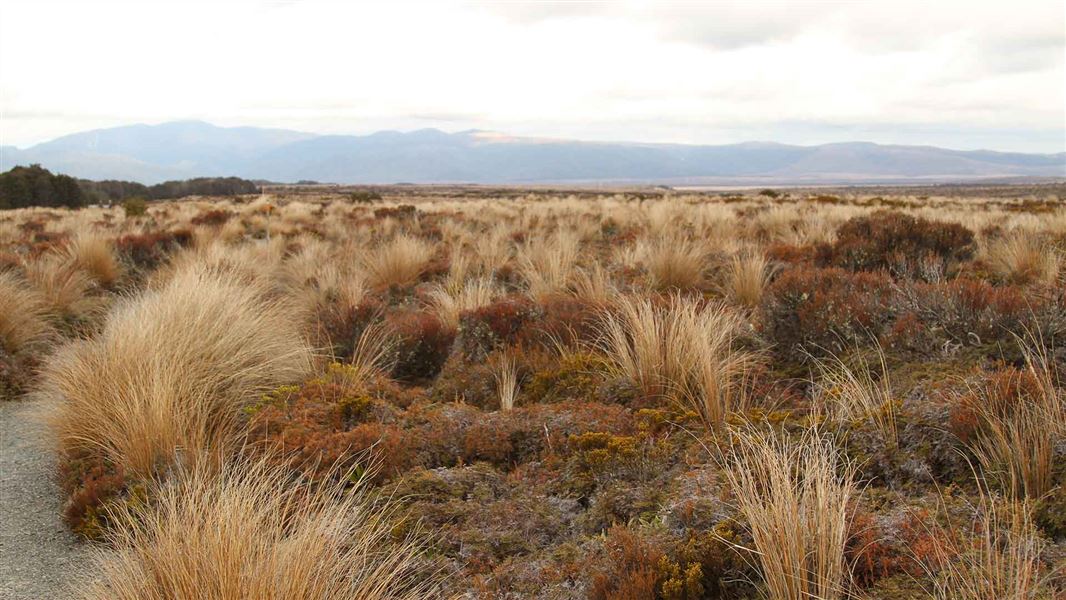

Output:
xmin=1 ymin=0 xmax=1063 ymax=152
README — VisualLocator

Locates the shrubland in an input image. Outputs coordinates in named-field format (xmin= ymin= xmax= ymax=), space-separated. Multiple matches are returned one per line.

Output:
xmin=1 ymin=185 xmax=1063 ymax=598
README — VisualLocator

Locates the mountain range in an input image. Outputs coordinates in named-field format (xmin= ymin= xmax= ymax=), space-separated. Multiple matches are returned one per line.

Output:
xmin=2 ymin=120 xmax=1063 ymax=185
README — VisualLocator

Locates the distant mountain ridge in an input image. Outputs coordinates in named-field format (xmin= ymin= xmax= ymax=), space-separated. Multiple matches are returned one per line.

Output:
xmin=2 ymin=120 xmax=1063 ymax=185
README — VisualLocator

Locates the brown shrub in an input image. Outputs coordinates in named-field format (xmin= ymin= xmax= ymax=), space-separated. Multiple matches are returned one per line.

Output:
xmin=386 ymin=310 xmax=456 ymax=383
xmin=829 ymin=211 xmax=975 ymax=279
xmin=761 ymin=266 xmax=896 ymax=355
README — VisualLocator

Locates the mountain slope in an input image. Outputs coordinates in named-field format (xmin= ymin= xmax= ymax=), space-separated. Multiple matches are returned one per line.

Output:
xmin=3 ymin=121 xmax=1063 ymax=184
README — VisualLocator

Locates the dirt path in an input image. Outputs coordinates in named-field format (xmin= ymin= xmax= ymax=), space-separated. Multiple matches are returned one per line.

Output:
xmin=1 ymin=400 xmax=94 ymax=599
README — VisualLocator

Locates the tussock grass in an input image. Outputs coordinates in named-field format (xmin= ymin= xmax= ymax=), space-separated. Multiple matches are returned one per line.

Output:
xmin=62 ymin=234 xmax=121 ymax=286
xmin=76 ymin=458 xmax=445 ymax=600
xmin=922 ymin=493 xmax=1053 ymax=600
xmin=718 ymin=427 xmax=857 ymax=600
xmin=985 ymin=234 xmax=1061 ymax=286
xmin=965 ymin=334 xmax=1064 ymax=499
xmin=570 ymin=264 xmax=616 ymax=305
xmin=42 ymin=264 xmax=313 ymax=477
xmin=427 ymin=278 xmax=502 ymax=330
xmin=599 ymin=295 xmax=757 ymax=430
xmin=0 ymin=271 xmax=53 ymax=354
xmin=638 ymin=235 xmax=707 ymax=290
xmin=724 ymin=252 xmax=773 ymax=308
xmin=362 ymin=235 xmax=433 ymax=289
xmin=493 ymin=354 xmax=519 ymax=411
xmin=519 ymin=230 xmax=579 ymax=301
xmin=813 ymin=341 xmax=898 ymax=448
xmin=346 ymin=319 xmax=398 ymax=387
xmin=23 ymin=253 xmax=101 ymax=318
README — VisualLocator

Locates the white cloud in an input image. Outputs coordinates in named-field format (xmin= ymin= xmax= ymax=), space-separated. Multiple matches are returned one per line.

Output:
xmin=1 ymin=0 xmax=1063 ymax=152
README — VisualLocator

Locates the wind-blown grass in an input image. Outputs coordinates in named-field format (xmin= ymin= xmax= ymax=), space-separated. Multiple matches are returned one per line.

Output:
xmin=76 ymin=458 xmax=447 ymax=600
xmin=0 ymin=271 xmax=53 ymax=354
xmin=42 ymin=264 xmax=314 ymax=477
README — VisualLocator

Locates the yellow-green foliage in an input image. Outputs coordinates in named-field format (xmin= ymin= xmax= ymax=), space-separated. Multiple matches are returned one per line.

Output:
xmin=524 ymin=351 xmax=608 ymax=404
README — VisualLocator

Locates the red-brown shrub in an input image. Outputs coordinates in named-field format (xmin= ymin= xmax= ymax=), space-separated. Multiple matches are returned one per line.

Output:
xmin=387 ymin=310 xmax=456 ymax=383
xmin=114 ymin=230 xmax=193 ymax=271
xmin=829 ymin=211 xmax=975 ymax=279
xmin=590 ymin=526 xmax=664 ymax=600
xmin=761 ymin=266 xmax=896 ymax=355
xmin=456 ymin=296 xmax=541 ymax=361
xmin=190 ymin=209 xmax=233 ymax=226
xmin=900 ymin=278 xmax=1033 ymax=344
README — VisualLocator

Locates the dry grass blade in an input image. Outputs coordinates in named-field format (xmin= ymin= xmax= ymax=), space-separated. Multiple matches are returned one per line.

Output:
xmin=23 ymin=253 xmax=102 ymax=319
xmin=570 ymin=264 xmax=616 ymax=305
xmin=639 ymin=234 xmax=708 ymax=290
xmin=75 ymin=457 xmax=447 ymax=600
xmin=921 ymin=488 xmax=1053 ymax=600
xmin=62 ymin=234 xmax=122 ymax=286
xmin=519 ymin=230 xmax=579 ymax=301
xmin=427 ymin=278 xmax=502 ymax=330
xmin=984 ymin=234 xmax=1061 ymax=286
xmin=718 ymin=427 xmax=857 ymax=600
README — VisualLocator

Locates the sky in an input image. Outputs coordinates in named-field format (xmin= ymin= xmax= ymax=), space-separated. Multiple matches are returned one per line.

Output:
xmin=1 ymin=0 xmax=1064 ymax=153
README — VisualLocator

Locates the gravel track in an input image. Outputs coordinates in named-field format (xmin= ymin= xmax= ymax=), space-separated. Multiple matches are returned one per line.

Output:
xmin=1 ymin=400 xmax=93 ymax=599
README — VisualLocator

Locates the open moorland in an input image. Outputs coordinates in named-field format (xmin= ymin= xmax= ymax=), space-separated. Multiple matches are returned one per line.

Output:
xmin=1 ymin=185 xmax=1065 ymax=599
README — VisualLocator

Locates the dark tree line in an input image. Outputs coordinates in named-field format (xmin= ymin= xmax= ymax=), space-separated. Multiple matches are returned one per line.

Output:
xmin=80 ymin=176 xmax=259 ymax=203
xmin=0 ymin=164 xmax=259 ymax=209
xmin=0 ymin=164 xmax=86 ymax=209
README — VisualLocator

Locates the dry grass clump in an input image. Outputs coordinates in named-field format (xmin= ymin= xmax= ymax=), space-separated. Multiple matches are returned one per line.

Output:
xmin=42 ymin=264 xmax=314 ymax=477
xmin=570 ymin=264 xmax=617 ymax=305
xmin=638 ymin=234 xmax=708 ymax=290
xmin=362 ymin=235 xmax=434 ymax=289
xmin=0 ymin=271 xmax=53 ymax=354
xmin=61 ymin=234 xmax=122 ymax=286
xmin=813 ymin=341 xmax=897 ymax=448
xmin=724 ymin=252 xmax=773 ymax=308
xmin=76 ymin=458 xmax=444 ymax=600
xmin=599 ymin=295 xmax=757 ymax=430
xmin=23 ymin=254 xmax=101 ymax=318
xmin=519 ymin=230 xmax=580 ymax=301
xmin=346 ymin=320 xmax=398 ymax=387
xmin=964 ymin=335 xmax=1064 ymax=499
xmin=427 ymin=278 xmax=502 ymax=330
xmin=719 ymin=427 xmax=857 ymax=600
xmin=923 ymin=495 xmax=1053 ymax=600
xmin=984 ymin=234 xmax=1061 ymax=286
xmin=493 ymin=354 xmax=519 ymax=411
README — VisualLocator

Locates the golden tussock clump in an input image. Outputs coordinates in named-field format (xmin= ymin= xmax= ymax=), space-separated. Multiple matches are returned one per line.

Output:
xmin=984 ymin=233 xmax=1061 ymax=287
xmin=75 ymin=458 xmax=447 ymax=600
xmin=61 ymin=234 xmax=122 ymax=286
xmin=361 ymin=235 xmax=434 ymax=290
xmin=0 ymin=270 xmax=54 ymax=354
xmin=718 ymin=427 xmax=857 ymax=600
xmin=41 ymin=264 xmax=314 ymax=477
xmin=598 ymin=294 xmax=758 ymax=430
